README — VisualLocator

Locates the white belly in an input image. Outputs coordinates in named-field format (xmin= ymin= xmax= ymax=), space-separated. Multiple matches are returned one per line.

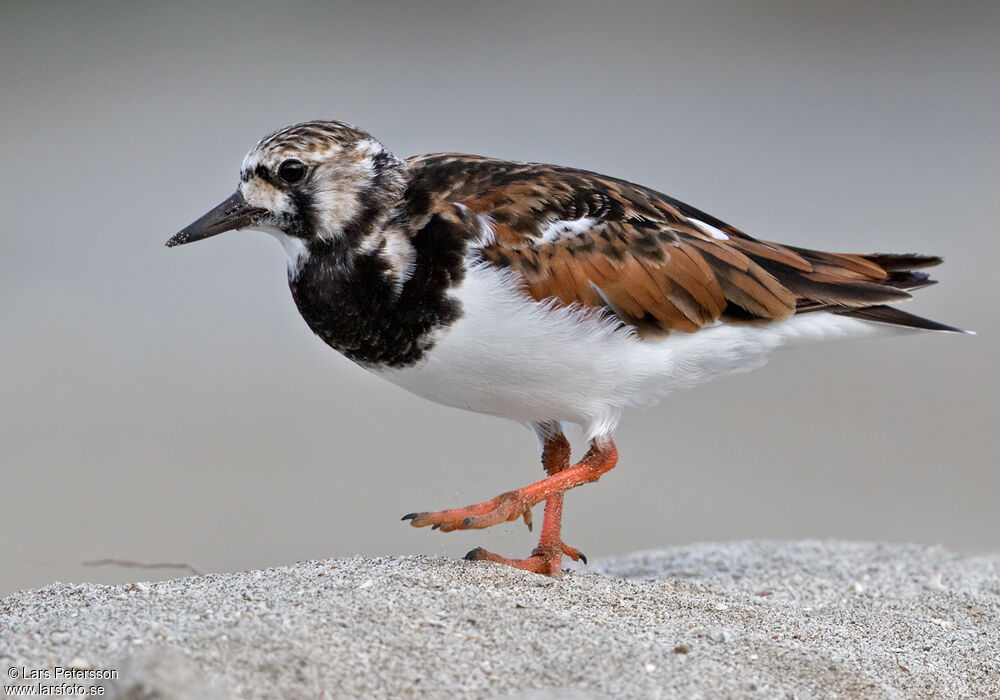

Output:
xmin=373 ymin=261 xmax=895 ymax=440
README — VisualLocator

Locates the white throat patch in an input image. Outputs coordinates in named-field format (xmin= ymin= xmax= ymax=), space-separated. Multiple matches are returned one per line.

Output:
xmin=267 ymin=228 xmax=310 ymax=276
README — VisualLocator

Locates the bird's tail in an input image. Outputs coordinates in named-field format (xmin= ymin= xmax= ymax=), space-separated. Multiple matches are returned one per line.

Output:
xmin=771 ymin=249 xmax=967 ymax=333
xmin=836 ymin=253 xmax=966 ymax=332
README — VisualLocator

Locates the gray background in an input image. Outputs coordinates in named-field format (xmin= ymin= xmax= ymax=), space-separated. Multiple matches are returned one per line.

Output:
xmin=1 ymin=1 xmax=997 ymax=596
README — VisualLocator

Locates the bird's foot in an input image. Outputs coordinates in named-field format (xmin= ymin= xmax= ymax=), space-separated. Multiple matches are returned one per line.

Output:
xmin=401 ymin=439 xmax=618 ymax=533
xmin=464 ymin=541 xmax=586 ymax=580
xmin=402 ymin=437 xmax=617 ymax=578
xmin=401 ymin=490 xmax=533 ymax=532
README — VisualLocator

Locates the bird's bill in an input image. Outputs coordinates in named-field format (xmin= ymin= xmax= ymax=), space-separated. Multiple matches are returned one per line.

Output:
xmin=166 ymin=191 xmax=266 ymax=247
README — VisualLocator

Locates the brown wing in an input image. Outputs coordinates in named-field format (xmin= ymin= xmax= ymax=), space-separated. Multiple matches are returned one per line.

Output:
xmin=405 ymin=154 xmax=943 ymax=334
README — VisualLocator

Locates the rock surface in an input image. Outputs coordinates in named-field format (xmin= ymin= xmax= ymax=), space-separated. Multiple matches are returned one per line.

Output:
xmin=2 ymin=540 xmax=998 ymax=699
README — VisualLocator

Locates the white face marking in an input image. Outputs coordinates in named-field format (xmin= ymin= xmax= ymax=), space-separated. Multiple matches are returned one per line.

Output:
xmin=304 ymin=141 xmax=391 ymax=239
xmin=241 ymin=178 xmax=291 ymax=215
xmin=690 ymin=217 xmax=730 ymax=241
xmin=233 ymin=124 xmax=408 ymax=280
xmin=310 ymin=174 xmax=364 ymax=237
xmin=238 ymin=178 xmax=311 ymax=275
xmin=239 ymin=135 xmax=374 ymax=243
xmin=538 ymin=217 xmax=599 ymax=244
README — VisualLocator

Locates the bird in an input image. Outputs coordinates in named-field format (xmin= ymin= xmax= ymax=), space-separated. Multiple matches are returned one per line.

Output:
xmin=167 ymin=120 xmax=963 ymax=578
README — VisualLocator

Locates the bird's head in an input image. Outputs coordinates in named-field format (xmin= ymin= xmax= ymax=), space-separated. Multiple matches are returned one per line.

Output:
xmin=167 ymin=120 xmax=407 ymax=268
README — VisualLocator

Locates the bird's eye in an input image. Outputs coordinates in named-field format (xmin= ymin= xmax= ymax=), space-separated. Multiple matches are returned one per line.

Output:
xmin=277 ymin=159 xmax=306 ymax=184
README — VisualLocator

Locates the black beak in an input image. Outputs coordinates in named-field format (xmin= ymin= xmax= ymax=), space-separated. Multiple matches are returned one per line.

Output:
xmin=166 ymin=191 xmax=266 ymax=247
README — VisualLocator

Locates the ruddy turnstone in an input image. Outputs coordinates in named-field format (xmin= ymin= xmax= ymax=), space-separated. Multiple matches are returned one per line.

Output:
xmin=167 ymin=120 xmax=962 ymax=578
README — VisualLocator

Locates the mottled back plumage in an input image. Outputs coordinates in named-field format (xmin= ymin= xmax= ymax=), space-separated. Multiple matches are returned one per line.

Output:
xmin=405 ymin=153 xmax=952 ymax=334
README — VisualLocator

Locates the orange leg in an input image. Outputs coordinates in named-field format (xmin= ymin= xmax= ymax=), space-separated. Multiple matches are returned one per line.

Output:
xmin=402 ymin=434 xmax=618 ymax=578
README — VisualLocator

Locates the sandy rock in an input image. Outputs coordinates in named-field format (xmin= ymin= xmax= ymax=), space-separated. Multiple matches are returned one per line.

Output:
xmin=2 ymin=541 xmax=998 ymax=698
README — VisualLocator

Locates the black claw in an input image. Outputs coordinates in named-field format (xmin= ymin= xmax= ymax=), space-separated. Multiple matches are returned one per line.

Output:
xmin=431 ymin=524 xmax=441 ymax=530
xmin=527 ymin=521 xmax=533 ymax=532
xmin=464 ymin=548 xmax=486 ymax=561
xmin=401 ymin=513 xmax=418 ymax=521
xmin=578 ymin=552 xmax=588 ymax=565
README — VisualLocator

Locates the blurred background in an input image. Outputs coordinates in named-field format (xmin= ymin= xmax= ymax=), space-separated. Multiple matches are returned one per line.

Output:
xmin=1 ymin=1 xmax=997 ymax=596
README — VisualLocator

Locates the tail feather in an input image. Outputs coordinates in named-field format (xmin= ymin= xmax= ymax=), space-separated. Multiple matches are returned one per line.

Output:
xmin=883 ymin=269 xmax=936 ymax=292
xmin=861 ymin=253 xmax=944 ymax=271
xmin=836 ymin=304 xmax=967 ymax=333
xmin=745 ymin=245 xmax=961 ymax=332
